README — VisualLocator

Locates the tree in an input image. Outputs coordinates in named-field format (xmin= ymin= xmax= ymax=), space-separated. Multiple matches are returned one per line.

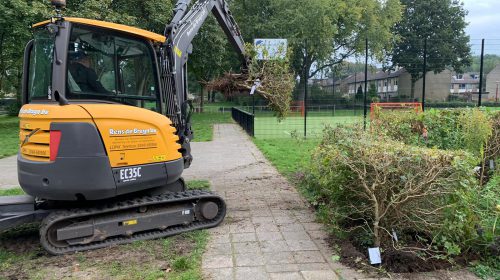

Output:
xmin=391 ymin=0 xmax=472 ymax=98
xmin=0 ymin=0 xmax=51 ymax=97
xmin=271 ymin=0 xmax=402 ymax=80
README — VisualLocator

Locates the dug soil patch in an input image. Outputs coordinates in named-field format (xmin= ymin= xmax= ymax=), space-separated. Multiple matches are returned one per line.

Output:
xmin=0 ymin=224 xmax=199 ymax=279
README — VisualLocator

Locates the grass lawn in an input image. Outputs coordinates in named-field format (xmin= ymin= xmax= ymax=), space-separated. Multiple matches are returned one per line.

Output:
xmin=191 ymin=112 xmax=233 ymax=142
xmin=0 ymin=116 xmax=19 ymax=159
xmin=253 ymin=138 xmax=319 ymax=179
xmin=0 ymin=180 xmax=212 ymax=280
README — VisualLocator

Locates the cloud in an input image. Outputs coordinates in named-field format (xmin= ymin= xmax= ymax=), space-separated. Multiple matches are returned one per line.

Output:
xmin=463 ymin=0 xmax=500 ymax=40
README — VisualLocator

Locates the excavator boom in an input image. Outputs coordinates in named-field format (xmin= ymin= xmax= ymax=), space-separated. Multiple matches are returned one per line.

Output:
xmin=161 ymin=0 xmax=248 ymax=167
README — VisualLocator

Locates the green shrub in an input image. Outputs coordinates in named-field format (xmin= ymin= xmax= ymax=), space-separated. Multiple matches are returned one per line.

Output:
xmin=6 ymin=102 xmax=21 ymax=117
xmin=303 ymin=125 xmax=485 ymax=259
xmin=374 ymin=108 xmax=494 ymax=159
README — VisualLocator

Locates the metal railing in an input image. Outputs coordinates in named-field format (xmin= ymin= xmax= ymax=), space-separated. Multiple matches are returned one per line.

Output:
xmin=231 ymin=107 xmax=254 ymax=137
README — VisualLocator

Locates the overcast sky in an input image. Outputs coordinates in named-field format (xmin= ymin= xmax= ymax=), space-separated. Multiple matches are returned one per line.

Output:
xmin=462 ymin=0 xmax=500 ymax=54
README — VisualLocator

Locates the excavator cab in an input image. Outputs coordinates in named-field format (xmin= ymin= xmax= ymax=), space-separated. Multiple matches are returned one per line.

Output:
xmin=24 ymin=19 xmax=164 ymax=111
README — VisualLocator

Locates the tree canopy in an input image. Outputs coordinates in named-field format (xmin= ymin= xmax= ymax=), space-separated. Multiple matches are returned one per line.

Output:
xmin=390 ymin=0 xmax=471 ymax=98
xmin=232 ymin=0 xmax=402 ymax=80
xmin=0 ymin=0 xmax=403 ymax=103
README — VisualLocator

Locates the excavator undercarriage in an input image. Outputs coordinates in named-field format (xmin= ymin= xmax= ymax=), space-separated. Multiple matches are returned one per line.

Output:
xmin=1 ymin=184 xmax=226 ymax=255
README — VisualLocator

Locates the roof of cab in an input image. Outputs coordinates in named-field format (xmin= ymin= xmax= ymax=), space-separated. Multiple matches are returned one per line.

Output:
xmin=32 ymin=17 xmax=166 ymax=43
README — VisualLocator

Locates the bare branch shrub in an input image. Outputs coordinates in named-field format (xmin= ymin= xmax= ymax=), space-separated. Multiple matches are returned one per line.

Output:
xmin=304 ymin=125 xmax=478 ymax=259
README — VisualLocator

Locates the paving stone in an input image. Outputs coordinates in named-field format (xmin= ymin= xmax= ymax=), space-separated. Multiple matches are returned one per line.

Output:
xmin=235 ymin=253 xmax=266 ymax=267
xmin=210 ymin=233 xmax=231 ymax=244
xmin=229 ymin=210 xmax=252 ymax=218
xmin=279 ymin=223 xmax=305 ymax=232
xmin=302 ymin=223 xmax=324 ymax=231
xmin=282 ymin=231 xmax=311 ymax=241
xmin=274 ymin=215 xmax=296 ymax=224
xmin=295 ymin=215 xmax=316 ymax=223
xmin=235 ymin=266 xmax=269 ymax=280
xmin=263 ymin=252 xmax=296 ymax=265
xmin=205 ymin=242 xmax=232 ymax=256
xmin=255 ymin=223 xmax=280 ymax=232
xmin=252 ymin=217 xmax=275 ymax=224
xmin=232 ymin=232 xmax=258 ymax=242
xmin=250 ymin=209 xmax=273 ymax=217
xmin=260 ymin=240 xmax=291 ymax=253
xmin=287 ymin=240 xmax=319 ymax=251
xmin=293 ymin=251 xmax=326 ymax=263
xmin=298 ymin=263 xmax=332 ymax=271
xmin=230 ymin=221 xmax=256 ymax=233
xmin=204 ymin=268 xmax=233 ymax=280
xmin=233 ymin=242 xmax=261 ymax=253
xmin=265 ymin=264 xmax=300 ymax=273
xmin=269 ymin=272 xmax=304 ymax=280
xmin=257 ymin=231 xmax=283 ymax=241
xmin=301 ymin=270 xmax=339 ymax=280
xmin=202 ymin=255 xmax=233 ymax=269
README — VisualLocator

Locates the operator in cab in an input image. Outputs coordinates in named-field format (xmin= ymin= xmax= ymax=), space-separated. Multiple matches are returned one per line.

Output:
xmin=68 ymin=51 xmax=109 ymax=94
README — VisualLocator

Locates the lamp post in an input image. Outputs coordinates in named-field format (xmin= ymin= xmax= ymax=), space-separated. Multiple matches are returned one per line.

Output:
xmin=496 ymin=81 xmax=499 ymax=104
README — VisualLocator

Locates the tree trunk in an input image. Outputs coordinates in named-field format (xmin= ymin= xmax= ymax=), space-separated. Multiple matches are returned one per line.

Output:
xmin=410 ymin=80 xmax=416 ymax=100
xmin=200 ymin=85 xmax=204 ymax=113
xmin=0 ymin=32 xmax=5 ymax=94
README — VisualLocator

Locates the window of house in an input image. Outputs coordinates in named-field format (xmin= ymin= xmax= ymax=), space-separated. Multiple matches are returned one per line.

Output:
xmin=457 ymin=74 xmax=464 ymax=80
xmin=459 ymin=84 xmax=466 ymax=89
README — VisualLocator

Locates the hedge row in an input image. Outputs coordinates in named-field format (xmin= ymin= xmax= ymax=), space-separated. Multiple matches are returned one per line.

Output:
xmin=302 ymin=109 xmax=499 ymax=261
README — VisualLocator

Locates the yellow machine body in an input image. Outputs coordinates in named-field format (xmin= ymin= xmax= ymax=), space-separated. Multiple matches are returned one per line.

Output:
xmin=19 ymin=104 xmax=182 ymax=167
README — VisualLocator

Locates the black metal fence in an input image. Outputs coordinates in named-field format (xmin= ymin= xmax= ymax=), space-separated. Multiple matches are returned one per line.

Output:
xmin=231 ymin=107 xmax=254 ymax=137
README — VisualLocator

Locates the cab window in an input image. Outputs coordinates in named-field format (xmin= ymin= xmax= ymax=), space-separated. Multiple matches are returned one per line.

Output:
xmin=67 ymin=24 xmax=159 ymax=111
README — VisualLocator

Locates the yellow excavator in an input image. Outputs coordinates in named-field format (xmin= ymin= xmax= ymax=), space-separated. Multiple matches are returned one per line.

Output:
xmin=0 ymin=0 xmax=247 ymax=254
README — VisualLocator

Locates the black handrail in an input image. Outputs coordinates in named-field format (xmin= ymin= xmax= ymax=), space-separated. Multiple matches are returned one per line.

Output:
xmin=232 ymin=107 xmax=254 ymax=137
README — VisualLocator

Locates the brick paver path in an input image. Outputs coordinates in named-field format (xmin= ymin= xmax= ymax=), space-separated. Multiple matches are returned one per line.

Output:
xmin=0 ymin=155 xmax=18 ymax=190
xmin=183 ymin=124 xmax=363 ymax=280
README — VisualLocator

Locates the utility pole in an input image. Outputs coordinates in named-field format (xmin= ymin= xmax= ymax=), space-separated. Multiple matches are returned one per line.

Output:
xmin=479 ymin=39 xmax=485 ymax=107
xmin=422 ymin=38 xmax=427 ymax=111
xmin=304 ymin=40 xmax=308 ymax=138
xmin=496 ymin=81 xmax=499 ymax=104
xmin=363 ymin=38 xmax=368 ymax=131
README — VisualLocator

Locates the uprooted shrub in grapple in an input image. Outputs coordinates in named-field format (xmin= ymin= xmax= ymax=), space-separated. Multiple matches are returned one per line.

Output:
xmin=206 ymin=43 xmax=294 ymax=120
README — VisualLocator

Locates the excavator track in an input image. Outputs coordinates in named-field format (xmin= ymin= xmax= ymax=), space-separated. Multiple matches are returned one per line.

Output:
xmin=39 ymin=190 xmax=226 ymax=255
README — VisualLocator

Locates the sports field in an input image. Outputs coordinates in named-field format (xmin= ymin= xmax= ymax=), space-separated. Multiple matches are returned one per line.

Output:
xmin=254 ymin=110 xmax=364 ymax=138
xmin=252 ymin=106 xmax=500 ymax=138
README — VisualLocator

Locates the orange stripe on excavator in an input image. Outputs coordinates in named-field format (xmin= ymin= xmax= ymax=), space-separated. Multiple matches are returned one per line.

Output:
xmin=32 ymin=17 xmax=166 ymax=43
